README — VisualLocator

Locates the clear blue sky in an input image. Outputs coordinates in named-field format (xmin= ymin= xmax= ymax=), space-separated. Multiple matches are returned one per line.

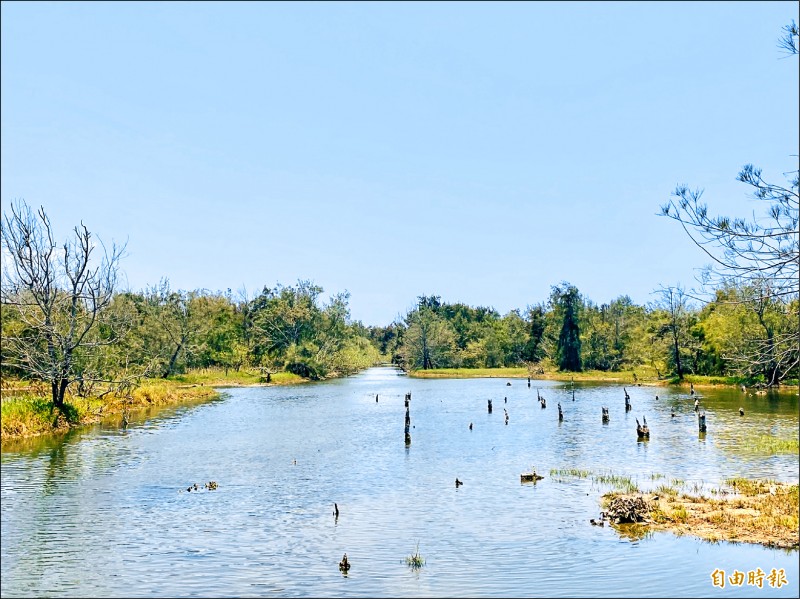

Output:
xmin=2 ymin=1 xmax=798 ymax=326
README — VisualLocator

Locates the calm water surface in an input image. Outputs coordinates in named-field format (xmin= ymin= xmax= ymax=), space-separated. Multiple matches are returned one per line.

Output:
xmin=2 ymin=367 xmax=798 ymax=597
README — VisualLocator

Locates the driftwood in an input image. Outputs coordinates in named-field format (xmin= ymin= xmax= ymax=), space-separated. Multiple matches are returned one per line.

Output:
xmin=602 ymin=406 xmax=609 ymax=423
xmin=698 ymin=412 xmax=707 ymax=433
xmin=636 ymin=416 xmax=650 ymax=438
xmin=606 ymin=495 xmax=651 ymax=523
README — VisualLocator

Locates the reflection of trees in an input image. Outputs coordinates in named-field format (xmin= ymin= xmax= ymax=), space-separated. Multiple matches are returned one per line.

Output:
xmin=42 ymin=441 xmax=71 ymax=496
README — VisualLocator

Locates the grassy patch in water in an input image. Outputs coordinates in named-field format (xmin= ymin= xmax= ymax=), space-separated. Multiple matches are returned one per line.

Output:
xmin=593 ymin=473 xmax=639 ymax=494
xmin=655 ymin=484 xmax=679 ymax=497
xmin=716 ymin=431 xmax=799 ymax=456
xmin=550 ymin=468 xmax=592 ymax=478
xmin=404 ymin=542 xmax=425 ymax=569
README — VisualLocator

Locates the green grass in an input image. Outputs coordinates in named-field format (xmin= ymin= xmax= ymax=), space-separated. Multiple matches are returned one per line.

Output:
xmin=677 ymin=374 xmax=747 ymax=386
xmin=1 ymin=379 xmax=218 ymax=442
xmin=671 ymin=505 xmax=689 ymax=523
xmin=655 ymin=484 xmax=679 ymax=497
xmin=408 ymin=367 xmax=529 ymax=378
xmin=748 ymin=435 xmax=799 ymax=454
xmin=716 ymin=431 xmax=800 ymax=456
xmin=550 ymin=468 xmax=592 ymax=478
xmin=593 ymin=473 xmax=639 ymax=494
xmin=725 ymin=477 xmax=780 ymax=496
xmin=409 ymin=366 xmax=662 ymax=384
xmin=404 ymin=542 xmax=425 ymax=569
xmin=169 ymin=367 xmax=306 ymax=386
xmin=1 ymin=394 xmax=63 ymax=438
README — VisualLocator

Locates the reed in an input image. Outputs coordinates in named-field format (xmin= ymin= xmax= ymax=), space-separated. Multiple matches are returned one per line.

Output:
xmin=405 ymin=542 xmax=425 ymax=569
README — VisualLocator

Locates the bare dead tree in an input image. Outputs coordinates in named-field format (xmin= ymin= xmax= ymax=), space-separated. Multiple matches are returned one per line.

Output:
xmin=1 ymin=200 xmax=125 ymax=408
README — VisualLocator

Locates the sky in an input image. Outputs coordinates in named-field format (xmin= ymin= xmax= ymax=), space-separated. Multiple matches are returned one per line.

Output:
xmin=2 ymin=1 xmax=798 ymax=327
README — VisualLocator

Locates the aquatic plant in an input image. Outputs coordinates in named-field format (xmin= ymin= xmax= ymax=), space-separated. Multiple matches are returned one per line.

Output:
xmin=550 ymin=468 xmax=592 ymax=478
xmin=405 ymin=542 xmax=425 ymax=569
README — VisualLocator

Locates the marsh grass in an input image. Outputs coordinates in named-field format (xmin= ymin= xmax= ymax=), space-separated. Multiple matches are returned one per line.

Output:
xmin=409 ymin=367 xmax=529 ymax=379
xmin=1 ymin=394 xmax=63 ymax=438
xmin=409 ymin=365 xmax=663 ymax=383
xmin=725 ymin=477 xmax=779 ymax=495
xmin=550 ymin=468 xmax=592 ymax=478
xmin=593 ymin=473 xmax=639 ymax=494
xmin=603 ymin=479 xmax=799 ymax=549
xmin=719 ymin=433 xmax=800 ymax=456
xmin=670 ymin=505 xmax=689 ymax=523
xmin=169 ymin=367 xmax=304 ymax=386
xmin=405 ymin=542 xmax=425 ymax=569
xmin=655 ymin=484 xmax=679 ymax=497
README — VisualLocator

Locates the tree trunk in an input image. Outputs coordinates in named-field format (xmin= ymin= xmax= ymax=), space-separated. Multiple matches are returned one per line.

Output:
xmin=672 ymin=330 xmax=683 ymax=378
xmin=163 ymin=343 xmax=183 ymax=378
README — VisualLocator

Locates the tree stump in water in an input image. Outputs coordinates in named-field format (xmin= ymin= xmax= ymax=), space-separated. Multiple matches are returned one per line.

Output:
xmin=636 ymin=417 xmax=650 ymax=439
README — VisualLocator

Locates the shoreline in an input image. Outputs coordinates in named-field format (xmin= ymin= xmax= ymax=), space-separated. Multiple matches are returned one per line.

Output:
xmin=406 ymin=367 xmax=799 ymax=392
xmin=0 ymin=370 xmax=316 ymax=444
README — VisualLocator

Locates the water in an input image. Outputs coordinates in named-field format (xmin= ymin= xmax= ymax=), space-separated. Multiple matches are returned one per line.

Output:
xmin=2 ymin=367 xmax=798 ymax=597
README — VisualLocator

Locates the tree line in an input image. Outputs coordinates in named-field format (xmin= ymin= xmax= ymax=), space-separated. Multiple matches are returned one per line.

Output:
xmin=368 ymin=281 xmax=798 ymax=386
xmin=0 ymin=204 xmax=380 ymax=408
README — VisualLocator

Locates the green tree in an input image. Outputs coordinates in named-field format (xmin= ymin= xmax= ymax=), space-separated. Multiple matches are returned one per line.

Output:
xmin=551 ymin=283 xmax=582 ymax=372
xmin=522 ymin=304 xmax=548 ymax=364
xmin=401 ymin=298 xmax=456 ymax=370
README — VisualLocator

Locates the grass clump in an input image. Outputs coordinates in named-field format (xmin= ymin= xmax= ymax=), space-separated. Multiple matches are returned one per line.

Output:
xmin=1 ymin=394 xmax=64 ymax=438
xmin=593 ymin=473 xmax=639 ymax=494
xmin=550 ymin=468 xmax=592 ymax=478
xmin=405 ymin=542 xmax=425 ymax=569
xmin=654 ymin=484 xmax=679 ymax=497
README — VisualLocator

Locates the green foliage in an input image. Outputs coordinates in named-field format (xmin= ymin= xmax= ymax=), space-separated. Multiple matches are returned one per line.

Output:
xmin=551 ymin=283 xmax=582 ymax=372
